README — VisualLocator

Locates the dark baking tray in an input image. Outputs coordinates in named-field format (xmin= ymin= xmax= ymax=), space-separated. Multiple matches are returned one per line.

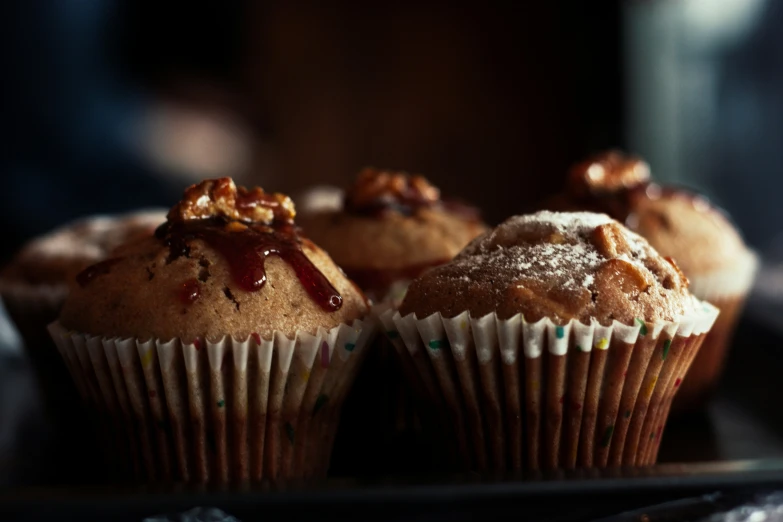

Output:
xmin=2 ymin=313 xmax=783 ymax=521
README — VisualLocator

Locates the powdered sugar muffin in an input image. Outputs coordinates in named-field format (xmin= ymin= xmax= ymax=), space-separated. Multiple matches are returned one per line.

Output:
xmin=548 ymin=150 xmax=757 ymax=411
xmin=381 ymin=211 xmax=718 ymax=471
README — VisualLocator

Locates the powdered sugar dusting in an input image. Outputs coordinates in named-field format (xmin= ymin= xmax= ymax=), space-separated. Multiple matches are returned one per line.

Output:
xmin=403 ymin=210 xmax=698 ymax=324
xmin=455 ymin=210 xmax=657 ymax=292
xmin=510 ymin=211 xmax=615 ymax=230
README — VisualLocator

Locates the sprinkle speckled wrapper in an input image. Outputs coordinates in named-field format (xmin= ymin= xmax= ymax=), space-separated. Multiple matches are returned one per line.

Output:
xmin=48 ymin=319 xmax=374 ymax=484
xmin=377 ymin=302 xmax=719 ymax=471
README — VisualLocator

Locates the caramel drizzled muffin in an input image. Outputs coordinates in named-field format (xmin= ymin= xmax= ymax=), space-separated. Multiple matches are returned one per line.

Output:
xmin=298 ymin=167 xmax=487 ymax=301
xmin=61 ymin=178 xmax=367 ymax=340
xmin=402 ymin=211 xmax=694 ymax=325
xmin=545 ymin=151 xmax=757 ymax=411
xmin=52 ymin=178 xmax=372 ymax=484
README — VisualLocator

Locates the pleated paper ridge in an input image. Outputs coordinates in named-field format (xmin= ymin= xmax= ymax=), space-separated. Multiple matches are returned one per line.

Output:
xmin=48 ymin=319 xmax=375 ymax=484
xmin=376 ymin=301 xmax=719 ymax=470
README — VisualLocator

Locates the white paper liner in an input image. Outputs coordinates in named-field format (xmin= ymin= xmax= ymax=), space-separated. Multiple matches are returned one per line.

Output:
xmin=48 ymin=318 xmax=374 ymax=484
xmin=687 ymin=249 xmax=758 ymax=301
xmin=376 ymin=301 xmax=719 ymax=471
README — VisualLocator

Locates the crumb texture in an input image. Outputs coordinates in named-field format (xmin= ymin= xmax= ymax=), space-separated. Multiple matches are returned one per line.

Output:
xmin=401 ymin=211 xmax=696 ymax=325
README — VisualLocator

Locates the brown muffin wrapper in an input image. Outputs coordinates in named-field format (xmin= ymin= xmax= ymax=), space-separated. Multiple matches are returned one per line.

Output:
xmin=48 ymin=319 xmax=374 ymax=485
xmin=671 ymin=253 xmax=757 ymax=412
xmin=0 ymin=283 xmax=76 ymax=405
xmin=378 ymin=303 xmax=719 ymax=471
xmin=671 ymin=296 xmax=746 ymax=413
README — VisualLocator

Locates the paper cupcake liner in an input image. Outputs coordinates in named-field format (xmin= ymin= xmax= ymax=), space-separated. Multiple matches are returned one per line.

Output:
xmin=687 ymin=250 xmax=758 ymax=301
xmin=48 ymin=318 xmax=374 ymax=484
xmin=671 ymin=253 xmax=757 ymax=412
xmin=377 ymin=302 xmax=719 ymax=471
xmin=0 ymin=282 xmax=78 ymax=405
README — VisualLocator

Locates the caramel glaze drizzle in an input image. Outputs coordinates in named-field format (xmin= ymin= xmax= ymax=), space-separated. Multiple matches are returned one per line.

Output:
xmin=155 ymin=216 xmax=343 ymax=312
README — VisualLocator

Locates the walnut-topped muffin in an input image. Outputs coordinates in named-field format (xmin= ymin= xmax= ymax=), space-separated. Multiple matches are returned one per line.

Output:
xmin=389 ymin=210 xmax=718 ymax=472
xmin=550 ymin=150 xmax=755 ymax=288
xmin=51 ymin=178 xmax=373 ymax=484
xmin=545 ymin=150 xmax=757 ymax=411
xmin=60 ymin=178 xmax=367 ymax=341
xmin=401 ymin=211 xmax=694 ymax=325
xmin=298 ymin=167 xmax=487 ymax=301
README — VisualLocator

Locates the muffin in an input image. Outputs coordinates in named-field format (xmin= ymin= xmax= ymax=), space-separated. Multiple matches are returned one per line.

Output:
xmin=547 ymin=150 xmax=757 ymax=411
xmin=297 ymin=167 xmax=487 ymax=302
xmin=297 ymin=168 xmax=487 ymax=474
xmin=379 ymin=211 xmax=718 ymax=471
xmin=48 ymin=178 xmax=372 ymax=484
xmin=0 ymin=211 xmax=166 ymax=413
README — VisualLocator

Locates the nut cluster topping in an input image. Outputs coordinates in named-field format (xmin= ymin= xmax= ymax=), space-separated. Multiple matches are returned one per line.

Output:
xmin=568 ymin=150 xmax=650 ymax=198
xmin=168 ymin=178 xmax=296 ymax=225
xmin=344 ymin=167 xmax=440 ymax=214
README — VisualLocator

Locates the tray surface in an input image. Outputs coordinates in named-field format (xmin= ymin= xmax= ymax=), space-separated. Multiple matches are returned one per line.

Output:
xmin=1 ymin=314 xmax=783 ymax=521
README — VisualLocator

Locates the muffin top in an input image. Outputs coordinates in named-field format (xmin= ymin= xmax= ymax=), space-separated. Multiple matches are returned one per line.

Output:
xmin=297 ymin=167 xmax=487 ymax=297
xmin=1 ymin=210 xmax=167 ymax=288
xmin=400 ymin=211 xmax=697 ymax=325
xmin=548 ymin=150 xmax=753 ymax=276
xmin=60 ymin=178 xmax=368 ymax=341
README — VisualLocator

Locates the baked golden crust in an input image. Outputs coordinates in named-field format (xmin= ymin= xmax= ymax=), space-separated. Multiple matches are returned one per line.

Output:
xmin=297 ymin=168 xmax=487 ymax=298
xmin=1 ymin=210 xmax=166 ymax=287
xmin=546 ymin=150 xmax=753 ymax=277
xmin=59 ymin=179 xmax=367 ymax=340
xmin=60 ymin=235 xmax=367 ymax=340
xmin=400 ymin=211 xmax=696 ymax=325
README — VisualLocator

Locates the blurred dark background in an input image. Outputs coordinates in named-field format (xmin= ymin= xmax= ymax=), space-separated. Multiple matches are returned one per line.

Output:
xmin=2 ymin=0 xmax=781 ymax=261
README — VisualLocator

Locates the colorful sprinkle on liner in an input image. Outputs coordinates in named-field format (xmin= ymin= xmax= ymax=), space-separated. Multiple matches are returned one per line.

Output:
xmin=624 ymin=410 xmax=631 ymax=419
xmin=429 ymin=339 xmax=448 ymax=350
xmin=344 ymin=342 xmax=356 ymax=352
xmin=645 ymin=375 xmax=658 ymax=398
xmin=600 ymin=425 xmax=614 ymax=448
xmin=662 ymin=339 xmax=672 ymax=360
xmin=596 ymin=338 xmax=609 ymax=350
xmin=555 ymin=326 xmax=565 ymax=339
xmin=313 ymin=394 xmax=329 ymax=416
xmin=217 ymin=399 xmax=225 ymax=408
xmin=635 ymin=318 xmax=648 ymax=336
xmin=320 ymin=341 xmax=330 ymax=368
xmin=141 ymin=349 xmax=154 ymax=368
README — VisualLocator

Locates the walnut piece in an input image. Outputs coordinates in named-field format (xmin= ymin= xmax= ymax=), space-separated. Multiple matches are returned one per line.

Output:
xmin=344 ymin=167 xmax=440 ymax=213
xmin=568 ymin=150 xmax=650 ymax=197
xmin=168 ymin=178 xmax=296 ymax=224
